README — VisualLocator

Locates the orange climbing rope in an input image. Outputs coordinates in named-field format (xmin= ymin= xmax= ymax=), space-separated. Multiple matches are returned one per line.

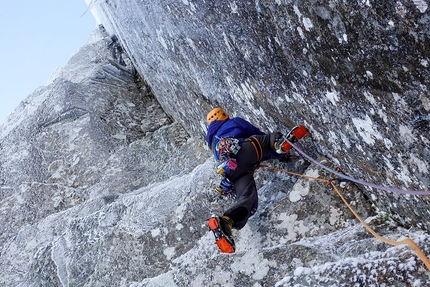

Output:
xmin=259 ymin=164 xmax=430 ymax=270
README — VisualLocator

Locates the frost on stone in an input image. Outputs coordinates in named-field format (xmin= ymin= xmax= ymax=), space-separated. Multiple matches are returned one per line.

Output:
xmin=1 ymin=0 xmax=430 ymax=286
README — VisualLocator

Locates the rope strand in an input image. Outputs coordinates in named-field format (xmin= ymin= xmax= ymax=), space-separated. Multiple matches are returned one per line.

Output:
xmin=259 ymin=164 xmax=430 ymax=270
xmin=286 ymin=139 xmax=430 ymax=195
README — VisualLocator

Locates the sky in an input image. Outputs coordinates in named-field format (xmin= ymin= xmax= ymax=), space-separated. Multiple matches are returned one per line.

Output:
xmin=0 ymin=1 xmax=97 ymax=123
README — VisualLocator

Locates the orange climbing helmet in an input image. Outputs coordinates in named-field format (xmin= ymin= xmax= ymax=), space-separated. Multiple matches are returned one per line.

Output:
xmin=206 ymin=108 xmax=229 ymax=124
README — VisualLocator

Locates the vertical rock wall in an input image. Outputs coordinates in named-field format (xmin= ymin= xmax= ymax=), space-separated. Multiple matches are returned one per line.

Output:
xmin=91 ymin=0 xmax=430 ymax=229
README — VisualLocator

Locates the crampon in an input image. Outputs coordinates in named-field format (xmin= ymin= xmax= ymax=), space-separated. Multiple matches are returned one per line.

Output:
xmin=207 ymin=217 xmax=235 ymax=253
xmin=275 ymin=125 xmax=308 ymax=154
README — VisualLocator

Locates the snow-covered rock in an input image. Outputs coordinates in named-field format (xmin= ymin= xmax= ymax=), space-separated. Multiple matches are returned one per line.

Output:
xmin=90 ymin=0 xmax=430 ymax=231
xmin=1 ymin=1 xmax=430 ymax=286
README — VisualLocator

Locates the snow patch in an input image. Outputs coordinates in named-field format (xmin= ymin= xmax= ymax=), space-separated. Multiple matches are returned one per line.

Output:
xmin=222 ymin=32 xmax=232 ymax=51
xmin=231 ymin=249 xmax=272 ymax=280
xmin=275 ymin=213 xmax=310 ymax=243
xmin=383 ymin=156 xmax=395 ymax=171
xmin=164 ymin=246 xmax=176 ymax=260
xmin=291 ymin=92 xmax=306 ymax=104
xmin=363 ymin=0 xmax=371 ymax=6
xmin=392 ymin=92 xmax=401 ymax=101
xmin=113 ymin=134 xmax=127 ymax=140
xmin=396 ymin=156 xmax=413 ymax=185
xmin=51 ymin=238 xmax=69 ymax=287
xmin=156 ymin=29 xmax=168 ymax=50
xmin=289 ymin=173 xmax=312 ymax=203
xmin=384 ymin=138 xmax=393 ymax=149
xmin=296 ymin=26 xmax=305 ymax=39
xmin=293 ymin=5 xmax=302 ymax=18
xmin=186 ymin=37 xmax=197 ymax=51
xmin=151 ymin=228 xmax=161 ymax=237
xmin=363 ymin=91 xmax=376 ymax=105
xmin=325 ymin=90 xmax=339 ymax=106
xmin=302 ymin=17 xmax=313 ymax=31
xmin=294 ymin=266 xmax=312 ymax=276
xmin=276 ymin=213 xmax=297 ymax=230
xmin=329 ymin=206 xmax=342 ymax=225
xmin=378 ymin=108 xmax=388 ymax=123
xmin=342 ymin=33 xmax=348 ymax=42
xmin=412 ymin=0 xmax=428 ymax=13
xmin=339 ymin=132 xmax=351 ymax=148
xmin=211 ymin=265 xmax=234 ymax=286
xmin=230 ymin=1 xmax=239 ymax=14
xmin=133 ymin=272 xmax=177 ymax=287
xmin=399 ymin=125 xmax=416 ymax=144
xmin=242 ymin=80 xmax=257 ymax=100
xmin=410 ymin=154 xmax=428 ymax=173
xmin=352 ymin=115 xmax=383 ymax=145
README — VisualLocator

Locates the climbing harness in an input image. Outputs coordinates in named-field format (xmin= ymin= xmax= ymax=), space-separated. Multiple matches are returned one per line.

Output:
xmin=246 ymin=136 xmax=264 ymax=162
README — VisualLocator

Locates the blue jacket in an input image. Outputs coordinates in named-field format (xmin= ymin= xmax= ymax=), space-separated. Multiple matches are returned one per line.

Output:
xmin=206 ymin=117 xmax=264 ymax=160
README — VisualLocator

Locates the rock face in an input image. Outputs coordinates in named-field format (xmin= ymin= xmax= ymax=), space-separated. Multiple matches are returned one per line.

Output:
xmin=91 ymin=0 xmax=430 ymax=230
xmin=0 ymin=29 xmax=208 ymax=286
xmin=1 ymin=1 xmax=430 ymax=286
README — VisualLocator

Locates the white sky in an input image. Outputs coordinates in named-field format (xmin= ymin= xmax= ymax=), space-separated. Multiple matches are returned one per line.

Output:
xmin=0 ymin=1 xmax=97 ymax=123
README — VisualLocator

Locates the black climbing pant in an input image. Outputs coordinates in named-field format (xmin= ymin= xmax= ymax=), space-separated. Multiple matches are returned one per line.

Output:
xmin=223 ymin=132 xmax=279 ymax=229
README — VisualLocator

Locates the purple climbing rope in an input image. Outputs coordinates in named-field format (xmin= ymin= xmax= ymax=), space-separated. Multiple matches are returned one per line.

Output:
xmin=287 ymin=139 xmax=430 ymax=196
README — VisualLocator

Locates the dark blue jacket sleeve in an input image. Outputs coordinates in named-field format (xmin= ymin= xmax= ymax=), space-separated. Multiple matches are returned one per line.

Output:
xmin=231 ymin=117 xmax=264 ymax=136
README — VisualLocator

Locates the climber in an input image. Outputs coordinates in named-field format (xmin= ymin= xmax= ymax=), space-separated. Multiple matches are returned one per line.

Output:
xmin=205 ymin=107 xmax=308 ymax=253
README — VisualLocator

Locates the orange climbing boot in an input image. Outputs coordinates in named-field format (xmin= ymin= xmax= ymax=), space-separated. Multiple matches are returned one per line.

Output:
xmin=274 ymin=125 xmax=308 ymax=153
xmin=208 ymin=216 xmax=235 ymax=253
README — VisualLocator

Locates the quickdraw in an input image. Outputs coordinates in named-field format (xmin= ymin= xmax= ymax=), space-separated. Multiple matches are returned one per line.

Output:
xmin=215 ymin=177 xmax=235 ymax=198
xmin=214 ymin=137 xmax=240 ymax=198
xmin=217 ymin=159 xmax=237 ymax=175
xmin=216 ymin=137 xmax=241 ymax=161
